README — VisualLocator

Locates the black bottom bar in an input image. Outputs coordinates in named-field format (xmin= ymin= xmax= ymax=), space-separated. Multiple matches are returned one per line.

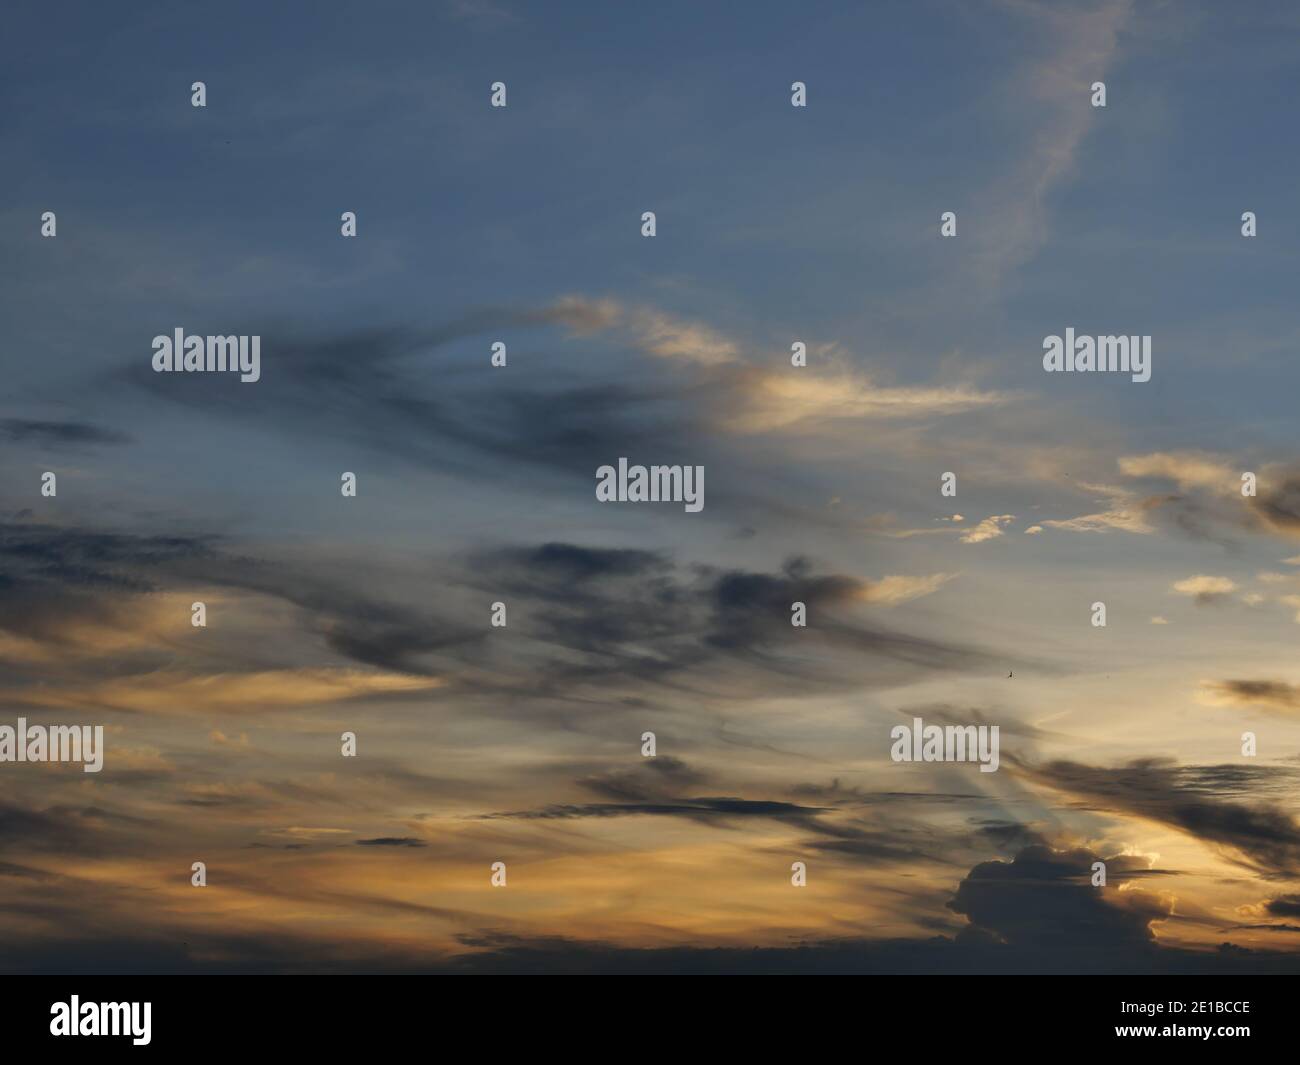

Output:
xmin=0 ymin=975 xmax=1286 ymax=1052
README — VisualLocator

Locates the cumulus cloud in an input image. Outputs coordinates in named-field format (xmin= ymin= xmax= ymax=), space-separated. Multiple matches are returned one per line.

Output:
xmin=948 ymin=845 xmax=1171 ymax=950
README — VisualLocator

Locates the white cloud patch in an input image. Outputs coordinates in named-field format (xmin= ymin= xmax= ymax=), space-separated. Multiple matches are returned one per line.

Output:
xmin=726 ymin=370 xmax=1007 ymax=434
xmin=859 ymin=573 xmax=957 ymax=606
xmin=1037 ymin=483 xmax=1156 ymax=535
xmin=1118 ymin=451 xmax=1237 ymax=493
xmin=1171 ymin=575 xmax=1238 ymax=603
xmin=960 ymin=515 xmax=1015 ymax=544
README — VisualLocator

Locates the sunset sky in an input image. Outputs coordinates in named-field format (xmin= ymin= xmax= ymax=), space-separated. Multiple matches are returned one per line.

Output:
xmin=4 ymin=0 xmax=1300 ymax=973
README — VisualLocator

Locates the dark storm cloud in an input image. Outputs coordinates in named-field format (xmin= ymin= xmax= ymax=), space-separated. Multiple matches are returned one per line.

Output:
xmin=1023 ymin=757 xmax=1300 ymax=877
xmin=1257 ymin=894 xmax=1300 ymax=919
xmin=0 ymin=418 xmax=132 ymax=447
xmin=948 ymin=845 xmax=1167 ymax=949
xmin=354 ymin=837 xmax=425 ymax=848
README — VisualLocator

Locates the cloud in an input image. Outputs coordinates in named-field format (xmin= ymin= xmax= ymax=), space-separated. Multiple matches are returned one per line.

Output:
xmin=626 ymin=309 xmax=740 ymax=366
xmin=859 ymin=573 xmax=957 ymax=606
xmin=948 ymin=844 xmax=1170 ymax=950
xmin=1251 ymin=475 xmax=1300 ymax=538
xmin=577 ymin=757 xmax=706 ymax=803
xmin=1038 ymin=483 xmax=1159 ymax=535
xmin=4 ymin=838 xmax=1260 ymax=975
xmin=535 ymin=297 xmax=1010 ymax=432
xmin=479 ymin=796 xmax=827 ymax=827
xmin=477 ymin=542 xmax=667 ymax=588
xmin=470 ymin=549 xmax=997 ymax=697
xmin=1264 ymin=895 xmax=1300 ymax=918
xmin=723 ymin=369 xmax=1007 ymax=435
xmin=0 ymin=524 xmax=1001 ymax=722
xmin=1119 ymin=451 xmax=1237 ymax=492
xmin=1171 ymin=575 xmax=1238 ymax=603
xmin=960 ymin=516 xmax=1015 ymax=544
xmin=15 ymin=668 xmax=441 ymax=715
xmin=1281 ymin=595 xmax=1300 ymax=622
xmin=1200 ymin=679 xmax=1300 ymax=715
xmin=0 ymin=419 xmax=132 ymax=448
xmin=1023 ymin=757 xmax=1300 ymax=878
xmin=1115 ymin=455 xmax=1300 ymax=547
xmin=969 ymin=0 xmax=1134 ymax=287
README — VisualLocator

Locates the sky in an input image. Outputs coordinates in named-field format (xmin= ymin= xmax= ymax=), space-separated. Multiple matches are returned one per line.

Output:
xmin=4 ymin=0 xmax=1300 ymax=974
